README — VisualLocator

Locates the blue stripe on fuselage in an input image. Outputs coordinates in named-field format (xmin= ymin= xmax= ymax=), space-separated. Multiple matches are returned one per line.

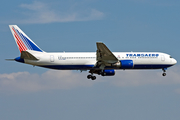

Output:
xmin=40 ymin=65 xmax=94 ymax=70
xmin=39 ymin=64 xmax=173 ymax=70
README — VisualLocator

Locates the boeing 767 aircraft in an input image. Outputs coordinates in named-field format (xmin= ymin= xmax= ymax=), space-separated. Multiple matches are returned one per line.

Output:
xmin=8 ymin=25 xmax=177 ymax=80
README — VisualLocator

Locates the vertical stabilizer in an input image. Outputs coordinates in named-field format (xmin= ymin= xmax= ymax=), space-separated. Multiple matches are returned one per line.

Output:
xmin=9 ymin=25 xmax=43 ymax=53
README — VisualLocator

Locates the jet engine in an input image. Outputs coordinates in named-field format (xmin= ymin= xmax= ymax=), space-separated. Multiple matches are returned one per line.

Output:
xmin=112 ymin=60 xmax=134 ymax=69
xmin=101 ymin=69 xmax=115 ymax=76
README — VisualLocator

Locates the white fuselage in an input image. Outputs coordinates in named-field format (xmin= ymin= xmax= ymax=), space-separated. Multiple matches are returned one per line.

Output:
xmin=24 ymin=50 xmax=177 ymax=70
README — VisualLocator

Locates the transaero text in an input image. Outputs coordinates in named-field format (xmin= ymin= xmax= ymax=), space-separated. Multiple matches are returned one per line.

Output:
xmin=126 ymin=54 xmax=159 ymax=57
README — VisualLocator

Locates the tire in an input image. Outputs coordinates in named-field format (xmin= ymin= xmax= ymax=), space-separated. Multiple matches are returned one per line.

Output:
xmin=87 ymin=75 xmax=92 ymax=79
xmin=91 ymin=76 xmax=96 ymax=80
xmin=101 ymin=72 xmax=106 ymax=76
xmin=162 ymin=73 xmax=166 ymax=76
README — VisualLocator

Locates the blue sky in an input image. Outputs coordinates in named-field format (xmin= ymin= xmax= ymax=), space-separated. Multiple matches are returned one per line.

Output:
xmin=0 ymin=0 xmax=180 ymax=120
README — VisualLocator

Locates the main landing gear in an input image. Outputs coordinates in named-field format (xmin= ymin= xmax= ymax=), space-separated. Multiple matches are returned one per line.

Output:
xmin=162 ymin=68 xmax=167 ymax=76
xmin=87 ymin=74 xmax=96 ymax=80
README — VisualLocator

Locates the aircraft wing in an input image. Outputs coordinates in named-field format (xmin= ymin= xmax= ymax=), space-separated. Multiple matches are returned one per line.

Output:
xmin=96 ymin=42 xmax=118 ymax=64
xmin=90 ymin=42 xmax=119 ymax=72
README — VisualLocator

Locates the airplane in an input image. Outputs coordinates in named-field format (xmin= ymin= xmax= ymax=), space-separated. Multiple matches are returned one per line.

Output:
xmin=8 ymin=25 xmax=177 ymax=80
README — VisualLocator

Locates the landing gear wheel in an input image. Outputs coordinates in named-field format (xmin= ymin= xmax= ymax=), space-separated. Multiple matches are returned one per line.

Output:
xmin=87 ymin=74 xmax=96 ymax=80
xmin=162 ymin=73 xmax=166 ymax=76
xmin=87 ymin=75 xmax=92 ymax=79
xmin=91 ymin=76 xmax=96 ymax=80
xmin=162 ymin=68 xmax=167 ymax=77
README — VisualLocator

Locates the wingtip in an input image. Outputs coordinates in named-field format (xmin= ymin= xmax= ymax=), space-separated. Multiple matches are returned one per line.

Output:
xmin=96 ymin=42 xmax=103 ymax=43
xmin=96 ymin=42 xmax=104 ymax=45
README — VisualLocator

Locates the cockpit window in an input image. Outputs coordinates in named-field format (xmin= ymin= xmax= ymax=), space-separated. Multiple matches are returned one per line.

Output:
xmin=170 ymin=56 xmax=173 ymax=58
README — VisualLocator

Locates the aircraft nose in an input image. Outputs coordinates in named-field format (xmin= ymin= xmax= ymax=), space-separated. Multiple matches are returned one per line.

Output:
xmin=172 ymin=58 xmax=177 ymax=65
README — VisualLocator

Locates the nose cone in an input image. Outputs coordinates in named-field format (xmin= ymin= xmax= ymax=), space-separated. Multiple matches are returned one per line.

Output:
xmin=172 ymin=58 xmax=177 ymax=65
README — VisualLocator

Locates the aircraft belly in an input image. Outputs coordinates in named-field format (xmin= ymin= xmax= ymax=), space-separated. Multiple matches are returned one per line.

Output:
xmin=40 ymin=65 xmax=94 ymax=70
xmin=133 ymin=64 xmax=173 ymax=69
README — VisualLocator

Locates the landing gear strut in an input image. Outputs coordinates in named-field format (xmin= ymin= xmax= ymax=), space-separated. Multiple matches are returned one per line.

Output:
xmin=162 ymin=68 xmax=167 ymax=76
xmin=87 ymin=74 xmax=96 ymax=80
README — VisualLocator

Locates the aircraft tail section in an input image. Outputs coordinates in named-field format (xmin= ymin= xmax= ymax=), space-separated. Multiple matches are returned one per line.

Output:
xmin=9 ymin=25 xmax=43 ymax=53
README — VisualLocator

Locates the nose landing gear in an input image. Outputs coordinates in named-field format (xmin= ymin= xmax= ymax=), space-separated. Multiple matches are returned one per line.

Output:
xmin=162 ymin=73 xmax=166 ymax=76
xmin=162 ymin=68 xmax=167 ymax=76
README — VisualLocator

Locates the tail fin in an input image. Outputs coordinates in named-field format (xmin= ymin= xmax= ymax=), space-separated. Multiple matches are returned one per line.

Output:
xmin=9 ymin=25 xmax=43 ymax=53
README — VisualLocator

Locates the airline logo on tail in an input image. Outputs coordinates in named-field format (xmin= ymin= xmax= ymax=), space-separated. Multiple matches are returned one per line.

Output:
xmin=9 ymin=25 xmax=43 ymax=53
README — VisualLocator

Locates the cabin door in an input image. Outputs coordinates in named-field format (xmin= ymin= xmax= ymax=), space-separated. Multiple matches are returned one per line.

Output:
xmin=50 ymin=55 xmax=54 ymax=62
xmin=161 ymin=55 xmax=165 ymax=61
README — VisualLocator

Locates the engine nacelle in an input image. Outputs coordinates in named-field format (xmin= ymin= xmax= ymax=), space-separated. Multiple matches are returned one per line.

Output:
xmin=101 ymin=69 xmax=115 ymax=76
xmin=112 ymin=60 xmax=133 ymax=69
xmin=120 ymin=60 xmax=133 ymax=69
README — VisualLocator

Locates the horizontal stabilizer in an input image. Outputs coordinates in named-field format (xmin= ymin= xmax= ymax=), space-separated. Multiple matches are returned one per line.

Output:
xmin=20 ymin=51 xmax=38 ymax=60
xmin=5 ymin=59 xmax=15 ymax=61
